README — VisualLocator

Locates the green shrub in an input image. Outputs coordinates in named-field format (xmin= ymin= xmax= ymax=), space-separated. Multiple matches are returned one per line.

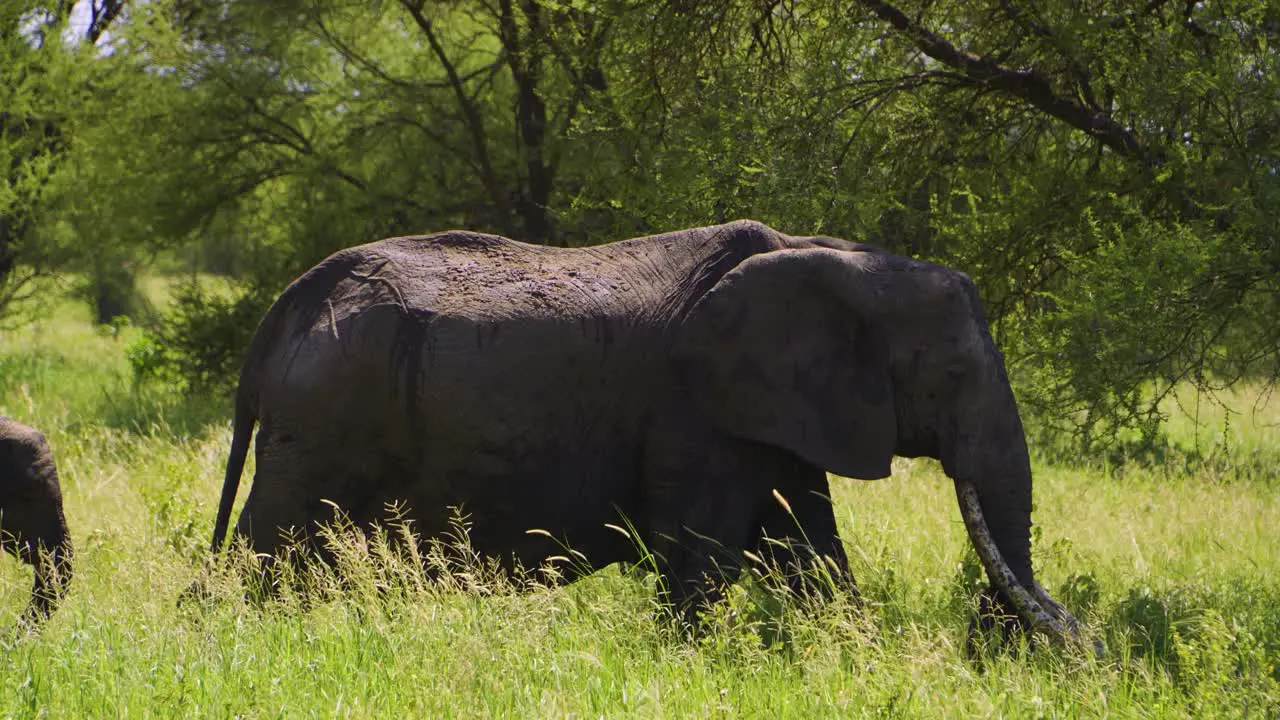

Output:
xmin=127 ymin=280 xmax=272 ymax=392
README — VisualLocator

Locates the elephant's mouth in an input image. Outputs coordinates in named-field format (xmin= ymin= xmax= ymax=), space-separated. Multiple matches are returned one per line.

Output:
xmin=954 ymin=480 xmax=1087 ymax=646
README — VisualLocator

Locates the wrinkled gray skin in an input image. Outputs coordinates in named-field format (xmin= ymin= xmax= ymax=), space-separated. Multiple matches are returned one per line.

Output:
xmin=210 ymin=220 xmax=1078 ymax=641
xmin=0 ymin=417 xmax=72 ymax=624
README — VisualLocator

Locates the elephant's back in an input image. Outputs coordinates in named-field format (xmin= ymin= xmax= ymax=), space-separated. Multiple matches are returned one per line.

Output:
xmin=362 ymin=232 xmax=660 ymax=320
xmin=0 ymin=417 xmax=45 ymax=449
xmin=262 ymin=231 xmax=630 ymax=325
xmin=241 ymin=232 xmax=537 ymax=368
xmin=0 ymin=417 xmax=53 ymax=477
xmin=248 ymin=231 xmax=665 ymax=422
xmin=271 ymin=221 xmax=793 ymax=325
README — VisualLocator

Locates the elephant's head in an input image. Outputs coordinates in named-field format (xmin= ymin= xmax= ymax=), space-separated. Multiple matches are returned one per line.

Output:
xmin=674 ymin=244 xmax=1083 ymax=645
xmin=0 ymin=419 xmax=73 ymax=626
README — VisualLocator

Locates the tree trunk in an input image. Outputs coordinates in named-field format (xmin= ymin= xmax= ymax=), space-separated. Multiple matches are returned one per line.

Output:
xmin=501 ymin=0 xmax=556 ymax=244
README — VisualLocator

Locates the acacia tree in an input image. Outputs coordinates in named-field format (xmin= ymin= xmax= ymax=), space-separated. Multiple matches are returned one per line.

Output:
xmin=108 ymin=0 xmax=620 ymax=254
xmin=0 ymin=3 xmax=72 ymax=316
xmin=62 ymin=0 xmax=1280 ymax=441
xmin=839 ymin=0 xmax=1280 ymax=438
xmin=62 ymin=0 xmax=631 ymax=384
xmin=624 ymin=0 xmax=1279 ymax=439
xmin=0 ymin=0 xmax=126 ymax=320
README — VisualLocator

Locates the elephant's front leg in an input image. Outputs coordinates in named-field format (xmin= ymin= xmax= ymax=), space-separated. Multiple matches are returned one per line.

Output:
xmin=641 ymin=426 xmax=781 ymax=627
xmin=651 ymin=486 xmax=762 ymax=627
xmin=753 ymin=467 xmax=858 ymax=603
xmin=1 ymin=503 xmax=72 ymax=624
xmin=24 ymin=539 xmax=72 ymax=623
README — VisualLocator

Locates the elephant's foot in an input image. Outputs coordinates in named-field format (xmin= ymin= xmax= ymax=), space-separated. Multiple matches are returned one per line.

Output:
xmin=651 ymin=557 xmax=739 ymax=637
xmin=749 ymin=532 xmax=860 ymax=606
xmin=177 ymin=577 xmax=219 ymax=611
xmin=964 ymin=585 xmax=1026 ymax=658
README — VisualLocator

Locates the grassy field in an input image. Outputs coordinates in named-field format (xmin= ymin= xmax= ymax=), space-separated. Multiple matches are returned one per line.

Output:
xmin=0 ymin=291 xmax=1277 ymax=718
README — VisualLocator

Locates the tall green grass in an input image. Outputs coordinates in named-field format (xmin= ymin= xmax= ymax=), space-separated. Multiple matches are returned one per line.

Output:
xmin=0 ymin=292 xmax=1276 ymax=717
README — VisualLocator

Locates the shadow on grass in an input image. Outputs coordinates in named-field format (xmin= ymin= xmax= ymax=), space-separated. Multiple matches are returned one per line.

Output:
xmin=1104 ymin=578 xmax=1280 ymax=686
xmin=1035 ymin=430 xmax=1280 ymax=485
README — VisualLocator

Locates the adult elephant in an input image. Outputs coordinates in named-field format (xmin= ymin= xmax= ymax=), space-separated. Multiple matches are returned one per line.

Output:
xmin=209 ymin=220 xmax=1080 ymax=642
xmin=0 ymin=417 xmax=72 ymax=625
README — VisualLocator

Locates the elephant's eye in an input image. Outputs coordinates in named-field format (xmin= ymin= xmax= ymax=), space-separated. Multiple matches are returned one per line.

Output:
xmin=945 ymin=364 xmax=967 ymax=382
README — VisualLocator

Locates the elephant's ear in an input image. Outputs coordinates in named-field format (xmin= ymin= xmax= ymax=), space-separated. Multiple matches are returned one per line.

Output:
xmin=672 ymin=248 xmax=896 ymax=479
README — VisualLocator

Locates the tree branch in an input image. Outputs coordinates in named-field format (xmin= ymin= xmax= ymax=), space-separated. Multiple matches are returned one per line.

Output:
xmin=313 ymin=11 xmax=506 ymax=97
xmin=995 ymin=0 xmax=1101 ymax=111
xmin=86 ymin=0 xmax=126 ymax=44
xmin=399 ymin=1 xmax=509 ymax=220
xmin=856 ymin=0 xmax=1147 ymax=161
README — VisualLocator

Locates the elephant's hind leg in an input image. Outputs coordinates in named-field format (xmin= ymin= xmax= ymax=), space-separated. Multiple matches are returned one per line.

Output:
xmin=230 ymin=434 xmax=353 ymax=600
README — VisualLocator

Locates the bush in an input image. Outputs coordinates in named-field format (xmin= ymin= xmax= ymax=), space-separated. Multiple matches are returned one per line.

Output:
xmin=127 ymin=280 xmax=272 ymax=392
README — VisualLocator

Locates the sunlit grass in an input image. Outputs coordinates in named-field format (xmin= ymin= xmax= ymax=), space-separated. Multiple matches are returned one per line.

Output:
xmin=0 ymin=291 xmax=1276 ymax=717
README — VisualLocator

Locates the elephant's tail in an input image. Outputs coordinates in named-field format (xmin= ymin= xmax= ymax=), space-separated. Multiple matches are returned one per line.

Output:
xmin=210 ymin=387 xmax=256 ymax=554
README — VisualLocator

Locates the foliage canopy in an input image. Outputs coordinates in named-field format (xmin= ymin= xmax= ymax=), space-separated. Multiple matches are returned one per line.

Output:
xmin=3 ymin=0 xmax=1278 ymax=442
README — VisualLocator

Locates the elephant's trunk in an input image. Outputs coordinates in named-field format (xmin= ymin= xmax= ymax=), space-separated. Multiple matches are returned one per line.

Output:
xmin=954 ymin=479 xmax=1081 ymax=641
xmin=945 ymin=353 xmax=1086 ymax=648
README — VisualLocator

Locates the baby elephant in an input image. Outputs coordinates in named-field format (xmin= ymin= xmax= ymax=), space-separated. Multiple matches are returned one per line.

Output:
xmin=0 ymin=417 xmax=72 ymax=624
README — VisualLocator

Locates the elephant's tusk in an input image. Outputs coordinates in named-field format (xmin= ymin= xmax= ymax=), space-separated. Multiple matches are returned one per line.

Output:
xmin=1032 ymin=580 xmax=1103 ymax=655
xmin=1031 ymin=582 xmax=1077 ymax=632
xmin=954 ymin=480 xmax=1077 ymax=642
